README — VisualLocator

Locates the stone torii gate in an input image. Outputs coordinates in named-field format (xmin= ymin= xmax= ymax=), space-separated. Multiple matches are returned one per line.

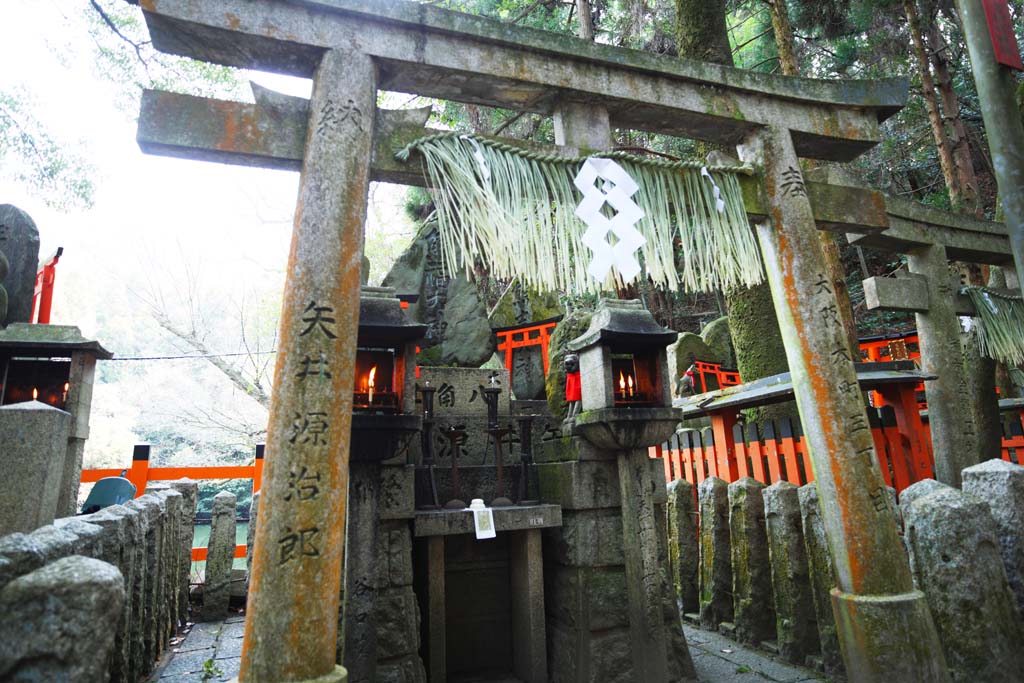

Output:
xmin=128 ymin=0 xmax=947 ymax=680
xmin=855 ymin=195 xmax=1018 ymax=487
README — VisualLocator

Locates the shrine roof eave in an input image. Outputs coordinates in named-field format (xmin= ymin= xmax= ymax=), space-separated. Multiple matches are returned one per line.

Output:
xmin=133 ymin=0 xmax=907 ymax=161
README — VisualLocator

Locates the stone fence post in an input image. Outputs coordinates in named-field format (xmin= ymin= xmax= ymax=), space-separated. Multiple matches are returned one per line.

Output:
xmin=697 ymin=477 xmax=732 ymax=629
xmin=901 ymin=480 xmax=1024 ymax=682
xmin=0 ymin=555 xmax=124 ymax=682
xmin=666 ymin=478 xmax=699 ymax=614
xmin=204 ymin=490 xmax=237 ymax=621
xmin=962 ymin=459 xmax=1024 ymax=613
xmin=798 ymin=484 xmax=842 ymax=674
xmin=763 ymin=481 xmax=818 ymax=664
xmin=728 ymin=478 xmax=773 ymax=644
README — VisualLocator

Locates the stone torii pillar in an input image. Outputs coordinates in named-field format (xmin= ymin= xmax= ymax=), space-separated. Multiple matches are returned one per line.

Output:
xmin=853 ymin=197 xmax=1018 ymax=486
xmin=740 ymin=126 xmax=948 ymax=681
xmin=239 ymin=47 xmax=375 ymax=683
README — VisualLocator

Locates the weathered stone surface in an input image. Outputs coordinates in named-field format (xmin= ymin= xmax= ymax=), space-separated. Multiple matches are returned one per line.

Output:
xmin=417 ymin=366 xmax=511 ymax=467
xmin=546 ymin=508 xmax=624 ymax=567
xmin=666 ymin=478 xmax=699 ymax=612
xmin=168 ymin=479 xmax=198 ymax=628
xmin=668 ymin=333 xmax=716 ymax=396
xmin=0 ymin=204 xmax=40 ymax=325
xmin=344 ymin=462 xmax=381 ymax=682
xmin=375 ymin=586 xmax=421 ymax=661
xmin=728 ymin=478 xmax=774 ymax=644
xmin=544 ymin=308 xmax=593 ymax=420
xmin=762 ymin=481 xmax=817 ymax=663
xmin=546 ymin=566 xmax=629 ymax=631
xmin=962 ymin=458 xmax=1024 ymax=614
xmin=440 ymin=275 xmax=495 ymax=366
xmin=697 ymin=477 xmax=732 ymax=629
xmin=537 ymin=459 xmax=621 ymax=509
xmin=0 ymin=532 xmax=44 ymax=590
xmin=79 ymin=504 xmax=136 ymax=683
xmin=797 ymin=484 xmax=841 ymax=674
xmin=700 ymin=316 xmax=735 ymax=368
xmin=0 ymin=401 xmax=71 ymax=535
xmin=129 ymin=493 xmax=166 ymax=668
xmin=203 ymin=491 xmax=236 ymax=621
xmin=0 ymin=555 xmax=124 ymax=683
xmin=380 ymin=465 xmax=414 ymax=520
xmin=902 ymin=485 xmax=1024 ymax=682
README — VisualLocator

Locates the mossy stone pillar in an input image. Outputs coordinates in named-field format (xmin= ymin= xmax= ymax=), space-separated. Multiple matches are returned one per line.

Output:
xmin=739 ymin=126 xmax=948 ymax=681
xmin=239 ymin=47 xmax=375 ymax=683
xmin=697 ymin=477 xmax=732 ymax=629
xmin=727 ymin=478 xmax=774 ymax=644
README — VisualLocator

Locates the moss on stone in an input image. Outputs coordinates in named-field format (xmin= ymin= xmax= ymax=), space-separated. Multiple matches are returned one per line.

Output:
xmin=723 ymin=284 xmax=794 ymax=422
xmin=545 ymin=309 xmax=593 ymax=419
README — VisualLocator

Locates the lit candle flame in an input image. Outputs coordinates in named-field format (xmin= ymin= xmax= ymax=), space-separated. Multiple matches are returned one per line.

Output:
xmin=62 ymin=382 xmax=70 ymax=403
xmin=32 ymin=388 xmax=38 ymax=401
xmin=619 ymin=371 xmax=626 ymax=395
xmin=368 ymin=366 xmax=377 ymax=404
xmin=627 ymin=374 xmax=634 ymax=397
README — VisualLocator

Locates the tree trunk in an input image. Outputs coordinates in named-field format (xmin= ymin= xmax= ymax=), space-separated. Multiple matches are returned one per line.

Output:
xmin=764 ymin=0 xmax=799 ymax=76
xmin=677 ymin=0 xmax=791 ymax=421
xmin=905 ymin=0 xmax=962 ymax=205
xmin=926 ymin=17 xmax=982 ymax=216
xmin=674 ymin=0 xmax=731 ymax=64
xmin=576 ymin=0 xmax=594 ymax=41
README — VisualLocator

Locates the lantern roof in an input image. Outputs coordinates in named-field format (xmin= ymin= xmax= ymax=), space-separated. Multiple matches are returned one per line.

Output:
xmin=358 ymin=287 xmax=427 ymax=344
xmin=568 ymin=299 xmax=676 ymax=353
xmin=0 ymin=324 xmax=112 ymax=359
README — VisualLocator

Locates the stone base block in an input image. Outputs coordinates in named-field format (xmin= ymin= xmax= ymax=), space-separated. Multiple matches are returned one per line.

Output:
xmin=229 ymin=665 xmax=348 ymax=683
xmin=831 ymin=588 xmax=949 ymax=683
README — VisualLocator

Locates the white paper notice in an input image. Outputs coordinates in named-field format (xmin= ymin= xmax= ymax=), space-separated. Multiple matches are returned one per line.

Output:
xmin=473 ymin=508 xmax=497 ymax=540
xmin=573 ymin=158 xmax=646 ymax=283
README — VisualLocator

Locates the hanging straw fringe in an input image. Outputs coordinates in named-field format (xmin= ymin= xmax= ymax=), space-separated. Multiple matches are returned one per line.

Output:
xmin=962 ymin=286 xmax=1024 ymax=365
xmin=395 ymin=133 xmax=763 ymax=295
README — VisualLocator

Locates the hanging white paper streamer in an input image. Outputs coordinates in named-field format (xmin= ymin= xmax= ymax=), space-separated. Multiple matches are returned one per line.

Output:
xmin=701 ymin=166 xmax=727 ymax=214
xmin=460 ymin=134 xmax=491 ymax=182
xmin=573 ymin=158 xmax=646 ymax=282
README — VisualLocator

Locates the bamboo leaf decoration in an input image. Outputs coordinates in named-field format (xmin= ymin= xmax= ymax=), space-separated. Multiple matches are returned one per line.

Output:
xmin=962 ymin=286 xmax=1024 ymax=364
xmin=394 ymin=133 xmax=763 ymax=295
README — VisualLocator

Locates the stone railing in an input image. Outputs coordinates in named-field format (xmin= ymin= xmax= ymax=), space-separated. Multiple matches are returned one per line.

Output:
xmin=667 ymin=458 xmax=1024 ymax=680
xmin=0 ymin=480 xmax=197 ymax=682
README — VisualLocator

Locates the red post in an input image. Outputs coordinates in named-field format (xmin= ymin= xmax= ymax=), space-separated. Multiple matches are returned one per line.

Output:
xmin=31 ymin=248 xmax=62 ymax=324
xmin=710 ymin=411 xmax=739 ymax=481
xmin=128 ymin=444 xmax=151 ymax=496
xmin=253 ymin=444 xmax=265 ymax=493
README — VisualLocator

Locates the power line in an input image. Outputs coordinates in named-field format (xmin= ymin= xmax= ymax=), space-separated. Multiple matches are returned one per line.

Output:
xmin=109 ymin=350 xmax=278 ymax=361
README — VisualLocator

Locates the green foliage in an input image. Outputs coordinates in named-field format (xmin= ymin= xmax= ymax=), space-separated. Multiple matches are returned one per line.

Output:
xmin=200 ymin=658 xmax=223 ymax=682
xmin=83 ymin=1 xmax=247 ymax=114
xmin=0 ymin=88 xmax=95 ymax=210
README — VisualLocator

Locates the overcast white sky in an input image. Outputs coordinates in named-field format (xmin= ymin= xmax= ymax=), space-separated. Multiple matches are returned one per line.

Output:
xmin=0 ymin=0 xmax=413 ymax=347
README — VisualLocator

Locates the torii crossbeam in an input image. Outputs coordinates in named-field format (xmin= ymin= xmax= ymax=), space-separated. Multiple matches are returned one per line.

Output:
xmin=128 ymin=0 xmax=949 ymax=680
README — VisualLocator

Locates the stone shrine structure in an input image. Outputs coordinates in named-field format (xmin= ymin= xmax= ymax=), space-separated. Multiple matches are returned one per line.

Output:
xmin=127 ymin=0 xmax=952 ymax=679
xmin=0 ymin=204 xmax=41 ymax=326
xmin=0 ymin=324 xmax=111 ymax=523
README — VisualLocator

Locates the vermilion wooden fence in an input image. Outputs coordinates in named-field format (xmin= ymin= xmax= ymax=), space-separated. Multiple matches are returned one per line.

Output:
xmin=81 ymin=444 xmax=263 ymax=561
xmin=652 ymin=407 xmax=1024 ymax=500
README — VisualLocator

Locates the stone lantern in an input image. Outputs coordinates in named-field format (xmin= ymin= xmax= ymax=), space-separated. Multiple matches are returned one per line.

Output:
xmin=350 ymin=286 xmax=425 ymax=457
xmin=343 ymin=286 xmax=425 ymax=681
xmin=568 ymin=298 xmax=680 ymax=449
xmin=562 ymin=298 xmax=685 ymax=680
